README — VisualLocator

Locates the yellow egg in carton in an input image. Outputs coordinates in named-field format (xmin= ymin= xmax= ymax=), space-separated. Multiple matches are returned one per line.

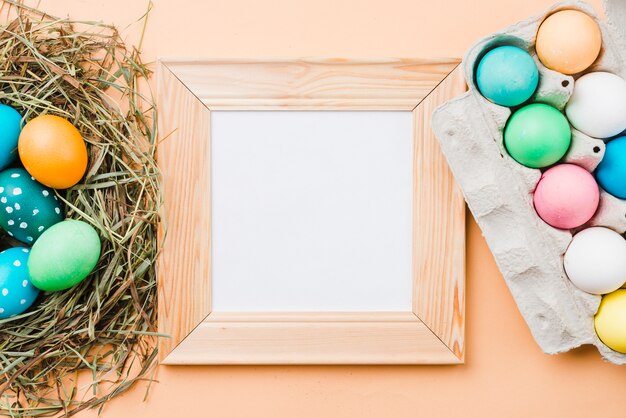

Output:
xmin=432 ymin=0 xmax=626 ymax=363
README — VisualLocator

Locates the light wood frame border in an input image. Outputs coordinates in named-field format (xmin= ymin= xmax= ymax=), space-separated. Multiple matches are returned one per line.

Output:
xmin=157 ymin=58 xmax=466 ymax=365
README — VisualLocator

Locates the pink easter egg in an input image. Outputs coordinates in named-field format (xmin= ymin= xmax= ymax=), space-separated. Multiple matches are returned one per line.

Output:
xmin=533 ymin=164 xmax=599 ymax=229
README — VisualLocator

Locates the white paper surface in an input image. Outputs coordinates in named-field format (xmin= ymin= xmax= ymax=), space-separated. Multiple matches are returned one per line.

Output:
xmin=211 ymin=111 xmax=413 ymax=311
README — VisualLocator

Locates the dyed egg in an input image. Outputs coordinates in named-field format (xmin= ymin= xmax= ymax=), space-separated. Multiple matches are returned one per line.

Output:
xmin=0 ymin=247 xmax=39 ymax=319
xmin=533 ymin=164 xmax=599 ymax=229
xmin=504 ymin=103 xmax=571 ymax=168
xmin=564 ymin=227 xmax=626 ymax=294
xmin=476 ymin=46 xmax=539 ymax=107
xmin=565 ymin=72 xmax=626 ymax=139
xmin=595 ymin=289 xmax=626 ymax=353
xmin=595 ymin=136 xmax=626 ymax=199
xmin=0 ymin=104 xmax=22 ymax=171
xmin=0 ymin=168 xmax=63 ymax=244
xmin=18 ymin=115 xmax=88 ymax=189
xmin=28 ymin=220 xmax=100 ymax=292
xmin=536 ymin=10 xmax=601 ymax=75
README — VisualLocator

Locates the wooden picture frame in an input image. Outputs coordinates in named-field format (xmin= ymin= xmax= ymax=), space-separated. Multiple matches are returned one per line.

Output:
xmin=157 ymin=58 xmax=466 ymax=365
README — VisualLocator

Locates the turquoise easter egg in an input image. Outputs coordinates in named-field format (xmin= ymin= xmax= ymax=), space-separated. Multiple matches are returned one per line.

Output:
xmin=28 ymin=220 xmax=101 ymax=292
xmin=595 ymin=136 xmax=626 ymax=199
xmin=0 ymin=168 xmax=63 ymax=244
xmin=0 ymin=104 xmax=22 ymax=171
xmin=0 ymin=247 xmax=38 ymax=319
xmin=476 ymin=46 xmax=539 ymax=107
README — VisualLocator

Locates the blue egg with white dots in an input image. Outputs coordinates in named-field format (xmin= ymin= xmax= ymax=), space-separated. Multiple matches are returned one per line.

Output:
xmin=0 ymin=104 xmax=22 ymax=171
xmin=0 ymin=247 xmax=38 ymax=319
xmin=476 ymin=46 xmax=539 ymax=107
xmin=0 ymin=168 xmax=63 ymax=244
xmin=596 ymin=136 xmax=626 ymax=199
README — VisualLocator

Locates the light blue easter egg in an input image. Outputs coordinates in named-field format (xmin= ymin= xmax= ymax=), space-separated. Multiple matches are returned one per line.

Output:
xmin=0 ymin=104 xmax=22 ymax=171
xmin=595 ymin=136 xmax=626 ymax=199
xmin=476 ymin=46 xmax=539 ymax=107
xmin=0 ymin=247 xmax=38 ymax=319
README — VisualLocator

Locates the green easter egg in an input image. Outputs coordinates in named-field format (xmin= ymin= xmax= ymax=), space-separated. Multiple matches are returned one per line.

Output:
xmin=0 ymin=168 xmax=63 ymax=244
xmin=504 ymin=103 xmax=571 ymax=168
xmin=28 ymin=220 xmax=100 ymax=292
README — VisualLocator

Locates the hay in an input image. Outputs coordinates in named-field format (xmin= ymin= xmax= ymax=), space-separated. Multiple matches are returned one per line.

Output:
xmin=0 ymin=1 xmax=160 ymax=416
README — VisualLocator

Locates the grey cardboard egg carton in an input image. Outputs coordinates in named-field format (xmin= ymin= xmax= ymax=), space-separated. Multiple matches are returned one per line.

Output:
xmin=432 ymin=0 xmax=626 ymax=363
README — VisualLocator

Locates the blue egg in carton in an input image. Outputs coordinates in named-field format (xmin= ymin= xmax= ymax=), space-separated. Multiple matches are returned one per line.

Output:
xmin=432 ymin=0 xmax=626 ymax=364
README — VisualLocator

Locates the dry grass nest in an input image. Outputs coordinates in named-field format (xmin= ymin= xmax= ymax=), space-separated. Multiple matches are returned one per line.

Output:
xmin=0 ymin=1 xmax=160 ymax=416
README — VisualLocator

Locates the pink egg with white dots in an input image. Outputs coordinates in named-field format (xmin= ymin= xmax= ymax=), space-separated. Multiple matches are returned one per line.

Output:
xmin=533 ymin=164 xmax=599 ymax=229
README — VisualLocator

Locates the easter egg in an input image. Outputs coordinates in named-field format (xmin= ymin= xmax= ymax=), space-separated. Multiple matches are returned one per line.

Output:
xmin=595 ymin=289 xmax=626 ymax=353
xmin=18 ymin=115 xmax=88 ymax=189
xmin=595 ymin=136 xmax=626 ymax=199
xmin=536 ymin=10 xmax=601 ymax=75
xmin=533 ymin=164 xmax=599 ymax=229
xmin=475 ymin=46 xmax=539 ymax=107
xmin=0 ymin=247 xmax=39 ymax=319
xmin=565 ymin=72 xmax=626 ymax=139
xmin=28 ymin=220 xmax=100 ymax=292
xmin=564 ymin=227 xmax=626 ymax=294
xmin=0 ymin=168 xmax=63 ymax=244
xmin=0 ymin=104 xmax=22 ymax=171
xmin=504 ymin=103 xmax=571 ymax=168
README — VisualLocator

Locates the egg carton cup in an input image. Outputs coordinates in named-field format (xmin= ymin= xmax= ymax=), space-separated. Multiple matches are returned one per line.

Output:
xmin=432 ymin=0 xmax=626 ymax=363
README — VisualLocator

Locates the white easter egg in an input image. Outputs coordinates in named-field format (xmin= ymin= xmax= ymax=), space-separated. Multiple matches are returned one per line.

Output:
xmin=565 ymin=72 xmax=626 ymax=139
xmin=564 ymin=227 xmax=626 ymax=295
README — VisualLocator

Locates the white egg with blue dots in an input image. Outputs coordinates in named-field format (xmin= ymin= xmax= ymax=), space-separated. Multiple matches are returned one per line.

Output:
xmin=0 ymin=247 xmax=38 ymax=319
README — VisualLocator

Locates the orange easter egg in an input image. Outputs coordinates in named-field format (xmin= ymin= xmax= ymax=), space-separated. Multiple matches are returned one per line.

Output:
xmin=536 ymin=10 xmax=602 ymax=75
xmin=18 ymin=115 xmax=88 ymax=189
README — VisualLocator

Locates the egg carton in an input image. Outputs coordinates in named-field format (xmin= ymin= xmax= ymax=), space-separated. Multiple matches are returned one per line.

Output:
xmin=431 ymin=0 xmax=626 ymax=364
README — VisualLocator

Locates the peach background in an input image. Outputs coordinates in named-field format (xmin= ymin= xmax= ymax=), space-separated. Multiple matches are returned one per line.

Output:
xmin=32 ymin=0 xmax=626 ymax=417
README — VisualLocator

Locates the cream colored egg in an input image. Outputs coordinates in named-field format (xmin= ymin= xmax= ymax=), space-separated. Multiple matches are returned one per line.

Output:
xmin=564 ymin=227 xmax=626 ymax=295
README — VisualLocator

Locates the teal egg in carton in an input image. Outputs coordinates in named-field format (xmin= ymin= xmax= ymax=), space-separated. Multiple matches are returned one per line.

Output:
xmin=432 ymin=0 xmax=626 ymax=364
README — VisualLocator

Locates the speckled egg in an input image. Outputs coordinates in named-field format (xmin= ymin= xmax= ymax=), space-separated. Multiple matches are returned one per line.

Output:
xmin=0 ymin=168 xmax=63 ymax=244
xmin=0 ymin=247 xmax=38 ymax=319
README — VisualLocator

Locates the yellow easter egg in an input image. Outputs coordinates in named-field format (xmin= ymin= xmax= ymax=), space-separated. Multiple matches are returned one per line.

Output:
xmin=595 ymin=289 xmax=626 ymax=353
xmin=536 ymin=10 xmax=602 ymax=75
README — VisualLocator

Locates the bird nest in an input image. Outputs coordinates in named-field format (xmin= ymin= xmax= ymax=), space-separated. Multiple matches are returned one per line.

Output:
xmin=0 ymin=2 xmax=160 ymax=416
